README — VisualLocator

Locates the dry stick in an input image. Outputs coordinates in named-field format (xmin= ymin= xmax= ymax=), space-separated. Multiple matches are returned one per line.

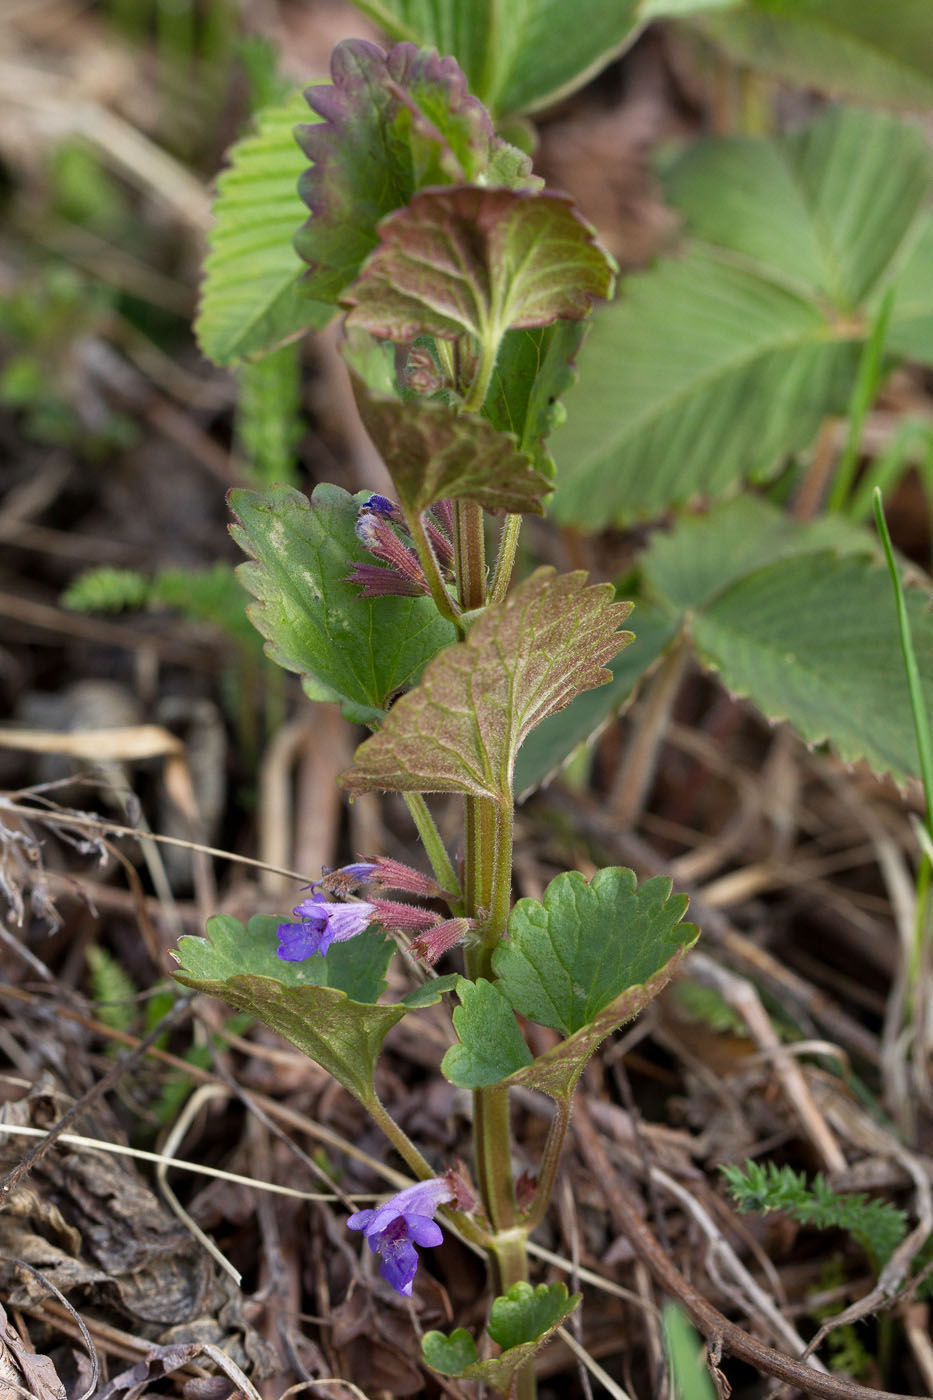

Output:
xmin=687 ymin=952 xmax=846 ymax=1175
xmin=571 ymin=1098 xmax=929 ymax=1400
xmin=12 ymin=1260 xmax=100 ymax=1400
xmin=0 ymin=992 xmax=195 ymax=1197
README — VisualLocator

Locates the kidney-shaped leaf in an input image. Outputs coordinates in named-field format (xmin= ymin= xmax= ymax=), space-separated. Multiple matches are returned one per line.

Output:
xmin=230 ymin=483 xmax=455 ymax=725
xmin=342 ymin=567 xmax=632 ymax=802
xmin=294 ymin=39 xmax=536 ymax=304
xmin=173 ymin=915 xmax=401 ymax=1104
xmin=343 ymin=188 xmax=615 ymax=359
xmin=423 ymin=1282 xmax=580 ymax=1394
xmin=495 ymin=867 xmax=697 ymax=1034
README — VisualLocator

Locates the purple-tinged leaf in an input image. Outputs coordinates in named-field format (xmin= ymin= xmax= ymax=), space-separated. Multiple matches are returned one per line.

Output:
xmin=352 ymin=375 xmax=550 ymax=516
xmin=343 ymin=187 xmax=616 ymax=349
xmin=294 ymin=39 xmax=538 ymax=304
xmin=341 ymin=568 xmax=633 ymax=803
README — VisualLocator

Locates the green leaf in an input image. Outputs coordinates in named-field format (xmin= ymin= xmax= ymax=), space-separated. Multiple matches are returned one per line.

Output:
xmin=400 ymin=974 xmax=460 ymax=1007
xmin=488 ymin=1281 xmax=579 ymax=1351
xmin=483 ymin=321 xmax=587 ymax=479
xmin=514 ymin=602 xmax=678 ymax=799
xmin=496 ymin=868 xmax=697 ymax=1033
xmin=663 ymin=1304 xmax=717 ymax=1400
xmin=173 ymin=915 xmax=401 ymax=1103
xmin=294 ymin=38 xmax=537 ymax=303
xmin=888 ymin=216 xmax=933 ymax=364
xmin=197 ymin=92 xmax=332 ymax=366
xmin=443 ymin=868 xmax=698 ymax=1093
xmin=229 ymin=482 xmax=456 ymax=725
xmin=351 ymin=377 xmax=550 ymax=515
xmin=441 ymin=977 xmax=534 ymax=1088
xmin=635 ymin=498 xmax=933 ymax=780
xmin=550 ymin=106 xmax=933 ymax=528
xmin=342 ymin=567 xmax=633 ymax=801
xmin=692 ymin=0 xmax=933 ymax=110
xmin=347 ymin=0 xmax=646 ymax=117
xmin=688 ymin=550 xmax=933 ymax=781
xmin=421 ymin=1329 xmax=478 ymax=1375
xmin=343 ymin=188 xmax=616 ymax=356
xmin=422 ymin=1283 xmax=580 ymax=1393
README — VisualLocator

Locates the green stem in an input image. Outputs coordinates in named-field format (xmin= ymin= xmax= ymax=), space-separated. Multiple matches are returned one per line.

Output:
xmin=490 ymin=513 xmax=522 ymax=604
xmin=462 ymin=334 xmax=499 ymax=414
xmin=407 ymin=510 xmax=461 ymax=629
xmin=402 ymin=793 xmax=461 ymax=906
xmin=521 ymin=1094 xmax=573 ymax=1233
xmin=827 ymin=288 xmax=895 ymax=514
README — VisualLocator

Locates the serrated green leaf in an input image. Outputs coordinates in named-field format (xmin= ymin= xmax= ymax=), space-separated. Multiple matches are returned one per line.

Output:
xmin=400 ymin=974 xmax=460 ymax=1007
xmin=488 ymin=1282 xmax=579 ymax=1351
xmin=483 ymin=321 xmax=587 ymax=479
xmin=689 ymin=550 xmax=933 ymax=782
xmin=514 ymin=602 xmax=679 ymax=799
xmin=443 ymin=869 xmax=697 ymax=1093
xmin=344 ymin=188 xmax=615 ymax=359
xmin=550 ymin=106 xmax=933 ymax=528
xmin=888 ymin=215 xmax=933 ymax=364
xmin=197 ymin=92 xmax=332 ymax=366
xmin=294 ymin=39 xmax=537 ymax=303
xmin=173 ymin=915 xmax=401 ymax=1103
xmin=692 ymin=0 xmax=933 ymax=110
xmin=351 ymin=377 xmax=550 ymax=515
xmin=421 ymin=1328 xmax=479 ymax=1375
xmin=442 ymin=977 xmax=534 ymax=1087
xmin=496 ymin=868 xmax=697 ymax=1033
xmin=347 ymin=0 xmax=646 ymax=117
xmin=422 ymin=1283 xmax=580 ymax=1392
xmin=642 ymin=495 xmax=876 ymax=612
xmin=229 ymin=482 xmax=455 ymax=725
xmin=342 ymin=567 xmax=633 ymax=801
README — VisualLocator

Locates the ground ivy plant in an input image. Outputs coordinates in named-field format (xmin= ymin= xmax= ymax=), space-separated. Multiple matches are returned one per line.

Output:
xmin=178 ymin=38 xmax=699 ymax=1397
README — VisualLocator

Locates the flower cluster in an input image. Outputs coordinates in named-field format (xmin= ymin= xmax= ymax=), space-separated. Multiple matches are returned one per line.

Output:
xmin=344 ymin=494 xmax=454 ymax=600
xmin=275 ymin=857 xmax=471 ymax=965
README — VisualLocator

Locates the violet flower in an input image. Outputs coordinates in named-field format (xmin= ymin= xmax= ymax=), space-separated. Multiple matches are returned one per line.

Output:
xmin=276 ymin=891 xmax=375 ymax=961
xmin=347 ymin=1177 xmax=454 ymax=1296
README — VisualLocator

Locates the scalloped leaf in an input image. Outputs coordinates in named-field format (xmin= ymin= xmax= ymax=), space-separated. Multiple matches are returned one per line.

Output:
xmin=549 ymin=106 xmax=933 ymax=529
xmin=400 ymin=974 xmax=460 ymax=1007
xmin=294 ymin=38 xmax=537 ymax=304
xmin=229 ymin=483 xmax=455 ymax=726
xmin=496 ymin=867 xmax=697 ymax=1034
xmin=342 ymin=568 xmax=633 ymax=802
xmin=197 ymin=92 xmax=333 ymax=366
xmin=351 ymin=377 xmax=550 ymax=515
xmin=173 ymin=915 xmax=400 ymax=1104
xmin=423 ymin=1283 xmax=580 ymax=1393
xmin=442 ymin=868 xmax=698 ymax=1093
xmin=343 ymin=188 xmax=616 ymax=359
xmin=692 ymin=0 xmax=933 ymax=110
xmin=482 ymin=321 xmax=587 ymax=479
xmin=442 ymin=977 xmax=534 ymax=1088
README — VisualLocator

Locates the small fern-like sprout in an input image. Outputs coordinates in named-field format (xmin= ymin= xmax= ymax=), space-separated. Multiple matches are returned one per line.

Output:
xmin=86 ymin=945 xmax=139 ymax=1034
xmin=63 ymin=567 xmax=151 ymax=613
xmin=722 ymin=1161 xmax=908 ymax=1269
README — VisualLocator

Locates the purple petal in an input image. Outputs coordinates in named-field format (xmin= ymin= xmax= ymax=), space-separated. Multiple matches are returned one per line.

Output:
xmin=346 ymin=1209 xmax=375 ymax=1231
xmin=276 ymin=921 xmax=330 ymax=961
xmin=321 ymin=901 xmax=376 ymax=943
xmin=404 ymin=1215 xmax=444 ymax=1247
xmin=377 ymin=1236 xmax=420 ymax=1296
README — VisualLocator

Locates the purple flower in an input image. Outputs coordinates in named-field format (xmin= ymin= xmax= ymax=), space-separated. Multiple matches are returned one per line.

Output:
xmin=362 ymin=494 xmax=397 ymax=517
xmin=276 ymin=892 xmax=375 ymax=961
xmin=347 ymin=1177 xmax=454 ymax=1296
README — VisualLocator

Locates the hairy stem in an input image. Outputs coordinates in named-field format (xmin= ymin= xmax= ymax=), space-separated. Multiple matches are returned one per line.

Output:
xmin=407 ymin=510 xmax=461 ymax=628
xmin=521 ymin=1093 xmax=574 ymax=1234
xmin=402 ymin=793 xmax=461 ymax=906
xmin=490 ymin=513 xmax=522 ymax=603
